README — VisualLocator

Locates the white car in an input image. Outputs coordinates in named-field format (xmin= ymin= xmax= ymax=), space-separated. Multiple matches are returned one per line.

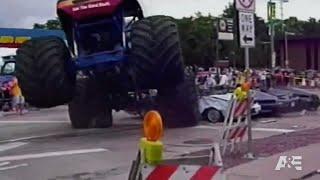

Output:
xmin=199 ymin=93 xmax=261 ymax=123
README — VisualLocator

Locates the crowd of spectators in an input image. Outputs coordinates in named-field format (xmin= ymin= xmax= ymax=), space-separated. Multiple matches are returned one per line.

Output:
xmin=192 ymin=66 xmax=320 ymax=95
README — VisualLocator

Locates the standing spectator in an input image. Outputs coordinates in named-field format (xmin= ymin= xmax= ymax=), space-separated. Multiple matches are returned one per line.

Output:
xmin=227 ymin=69 xmax=233 ymax=87
xmin=9 ymin=78 xmax=25 ymax=115
xmin=214 ymin=71 xmax=221 ymax=85
xmin=204 ymin=74 xmax=216 ymax=91
xmin=259 ymin=70 xmax=267 ymax=89
xmin=219 ymin=71 xmax=229 ymax=86
xmin=266 ymin=70 xmax=272 ymax=89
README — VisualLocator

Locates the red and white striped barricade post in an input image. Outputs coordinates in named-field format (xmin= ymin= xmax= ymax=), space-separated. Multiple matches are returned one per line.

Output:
xmin=140 ymin=164 xmax=223 ymax=180
xmin=129 ymin=111 xmax=223 ymax=180
xmin=208 ymin=92 xmax=254 ymax=166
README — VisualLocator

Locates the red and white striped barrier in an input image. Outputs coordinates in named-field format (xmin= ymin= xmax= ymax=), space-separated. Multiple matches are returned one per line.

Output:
xmin=208 ymin=94 xmax=254 ymax=166
xmin=141 ymin=165 xmax=223 ymax=180
xmin=221 ymin=96 xmax=252 ymax=155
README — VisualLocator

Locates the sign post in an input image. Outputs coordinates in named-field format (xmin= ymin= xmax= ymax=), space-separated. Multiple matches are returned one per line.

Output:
xmin=235 ymin=0 xmax=256 ymax=159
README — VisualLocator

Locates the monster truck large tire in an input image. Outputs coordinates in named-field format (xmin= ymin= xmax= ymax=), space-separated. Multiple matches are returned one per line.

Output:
xmin=130 ymin=16 xmax=184 ymax=89
xmin=15 ymin=37 xmax=75 ymax=108
xmin=157 ymin=73 xmax=200 ymax=128
xmin=68 ymin=79 xmax=113 ymax=129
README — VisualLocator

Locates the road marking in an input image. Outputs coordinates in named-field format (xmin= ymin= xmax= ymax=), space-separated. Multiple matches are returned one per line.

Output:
xmin=0 ymin=142 xmax=28 ymax=152
xmin=0 ymin=120 xmax=69 ymax=124
xmin=0 ymin=162 xmax=10 ymax=166
xmin=195 ymin=125 xmax=295 ymax=133
xmin=252 ymin=128 xmax=295 ymax=133
xmin=0 ymin=134 xmax=65 ymax=143
xmin=0 ymin=163 xmax=28 ymax=171
xmin=194 ymin=125 xmax=222 ymax=130
xmin=0 ymin=148 xmax=109 ymax=162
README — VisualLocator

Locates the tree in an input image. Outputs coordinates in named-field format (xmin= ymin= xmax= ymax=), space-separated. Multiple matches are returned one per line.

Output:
xmin=33 ymin=18 xmax=61 ymax=30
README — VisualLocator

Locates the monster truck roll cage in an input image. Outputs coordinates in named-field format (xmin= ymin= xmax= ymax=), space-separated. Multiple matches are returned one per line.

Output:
xmin=57 ymin=2 xmax=142 ymax=73
xmin=71 ymin=11 xmax=127 ymax=70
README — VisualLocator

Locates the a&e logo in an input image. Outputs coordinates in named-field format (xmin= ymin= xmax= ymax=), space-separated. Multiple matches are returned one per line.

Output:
xmin=275 ymin=156 xmax=302 ymax=171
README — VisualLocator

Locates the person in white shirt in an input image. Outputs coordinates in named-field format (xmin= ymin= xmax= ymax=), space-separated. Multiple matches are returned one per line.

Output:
xmin=259 ymin=70 xmax=267 ymax=89
xmin=204 ymin=74 xmax=216 ymax=90
xmin=219 ymin=72 xmax=229 ymax=86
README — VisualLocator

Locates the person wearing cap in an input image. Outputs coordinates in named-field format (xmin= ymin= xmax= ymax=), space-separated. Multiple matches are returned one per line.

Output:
xmin=9 ymin=77 xmax=25 ymax=115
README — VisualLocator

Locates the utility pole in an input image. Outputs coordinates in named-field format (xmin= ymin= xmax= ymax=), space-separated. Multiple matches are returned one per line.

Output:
xmin=285 ymin=31 xmax=288 ymax=68
xmin=215 ymin=21 xmax=220 ymax=62
xmin=280 ymin=0 xmax=284 ymax=32
xmin=245 ymin=47 xmax=250 ymax=70
xmin=268 ymin=0 xmax=276 ymax=68
xmin=270 ymin=23 xmax=276 ymax=68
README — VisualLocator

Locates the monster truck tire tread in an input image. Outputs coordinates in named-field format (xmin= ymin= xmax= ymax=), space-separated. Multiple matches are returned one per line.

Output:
xmin=68 ymin=79 xmax=113 ymax=129
xmin=130 ymin=16 xmax=184 ymax=89
xmin=15 ymin=36 xmax=75 ymax=108
xmin=157 ymin=73 xmax=200 ymax=128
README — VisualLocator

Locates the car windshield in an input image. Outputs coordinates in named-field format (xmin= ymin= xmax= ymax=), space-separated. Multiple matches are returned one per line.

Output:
xmin=1 ymin=62 xmax=15 ymax=75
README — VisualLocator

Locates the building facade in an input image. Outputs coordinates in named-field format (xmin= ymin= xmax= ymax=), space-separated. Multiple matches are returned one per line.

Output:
xmin=277 ymin=37 xmax=320 ymax=70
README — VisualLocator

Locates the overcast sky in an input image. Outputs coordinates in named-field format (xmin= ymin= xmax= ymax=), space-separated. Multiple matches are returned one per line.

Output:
xmin=0 ymin=0 xmax=319 ymax=29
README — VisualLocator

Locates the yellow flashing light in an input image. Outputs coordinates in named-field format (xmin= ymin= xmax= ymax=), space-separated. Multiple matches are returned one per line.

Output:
xmin=143 ymin=111 xmax=163 ymax=142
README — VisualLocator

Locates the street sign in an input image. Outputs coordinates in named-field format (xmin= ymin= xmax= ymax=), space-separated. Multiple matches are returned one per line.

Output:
xmin=239 ymin=12 xmax=255 ymax=47
xmin=218 ymin=18 xmax=234 ymax=40
xmin=235 ymin=0 xmax=256 ymax=12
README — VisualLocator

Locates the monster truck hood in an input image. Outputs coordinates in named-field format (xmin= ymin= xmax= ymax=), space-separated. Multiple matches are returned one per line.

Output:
xmin=57 ymin=0 xmax=123 ymax=21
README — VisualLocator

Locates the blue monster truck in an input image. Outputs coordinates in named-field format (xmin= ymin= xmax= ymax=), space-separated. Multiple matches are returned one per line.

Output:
xmin=15 ymin=0 xmax=200 ymax=129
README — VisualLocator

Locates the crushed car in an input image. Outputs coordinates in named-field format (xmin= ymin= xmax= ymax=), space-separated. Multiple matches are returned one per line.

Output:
xmin=199 ymin=93 xmax=261 ymax=123
xmin=265 ymin=87 xmax=320 ymax=111
xmin=253 ymin=90 xmax=299 ymax=114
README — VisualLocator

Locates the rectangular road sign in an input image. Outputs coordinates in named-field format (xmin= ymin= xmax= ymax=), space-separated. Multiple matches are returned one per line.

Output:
xmin=218 ymin=18 xmax=234 ymax=40
xmin=238 ymin=12 xmax=255 ymax=47
xmin=236 ymin=0 xmax=256 ymax=12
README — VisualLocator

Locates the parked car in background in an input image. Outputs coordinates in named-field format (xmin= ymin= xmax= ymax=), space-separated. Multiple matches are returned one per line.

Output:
xmin=199 ymin=93 xmax=261 ymax=123
xmin=0 ymin=57 xmax=16 ymax=111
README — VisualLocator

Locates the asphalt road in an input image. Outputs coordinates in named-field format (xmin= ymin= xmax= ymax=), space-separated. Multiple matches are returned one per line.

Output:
xmin=0 ymin=105 xmax=319 ymax=180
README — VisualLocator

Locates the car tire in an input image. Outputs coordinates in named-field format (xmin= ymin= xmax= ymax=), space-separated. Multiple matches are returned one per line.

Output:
xmin=204 ymin=108 xmax=223 ymax=123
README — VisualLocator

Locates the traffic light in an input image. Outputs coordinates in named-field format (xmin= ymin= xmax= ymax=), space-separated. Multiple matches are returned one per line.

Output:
xmin=268 ymin=2 xmax=276 ymax=22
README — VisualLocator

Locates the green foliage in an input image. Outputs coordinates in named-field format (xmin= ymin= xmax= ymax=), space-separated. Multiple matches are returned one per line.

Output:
xmin=33 ymin=18 xmax=61 ymax=30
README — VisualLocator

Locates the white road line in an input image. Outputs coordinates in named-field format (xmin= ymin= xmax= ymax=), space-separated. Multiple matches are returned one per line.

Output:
xmin=0 ymin=120 xmax=69 ymax=124
xmin=195 ymin=125 xmax=295 ymax=133
xmin=0 ymin=163 xmax=28 ymax=171
xmin=0 ymin=135 xmax=50 ymax=143
xmin=0 ymin=148 xmax=109 ymax=162
xmin=0 ymin=162 xmax=10 ymax=167
xmin=0 ymin=133 xmax=73 ymax=144
xmin=0 ymin=142 xmax=28 ymax=152
xmin=194 ymin=125 xmax=223 ymax=130
xmin=252 ymin=128 xmax=295 ymax=133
